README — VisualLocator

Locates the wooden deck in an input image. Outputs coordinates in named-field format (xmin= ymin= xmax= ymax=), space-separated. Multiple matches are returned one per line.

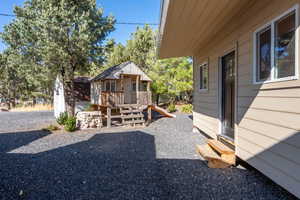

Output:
xmin=100 ymin=91 xmax=151 ymax=107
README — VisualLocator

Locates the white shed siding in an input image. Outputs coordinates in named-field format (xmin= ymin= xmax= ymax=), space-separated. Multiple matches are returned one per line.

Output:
xmin=53 ymin=77 xmax=65 ymax=118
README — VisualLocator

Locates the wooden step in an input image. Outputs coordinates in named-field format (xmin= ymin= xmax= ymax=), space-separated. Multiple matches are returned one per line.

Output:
xmin=123 ymin=119 xmax=145 ymax=125
xmin=208 ymin=139 xmax=234 ymax=154
xmin=122 ymin=114 xmax=144 ymax=119
xmin=196 ymin=144 xmax=231 ymax=168
xmin=207 ymin=139 xmax=236 ymax=165
xmin=110 ymin=115 xmax=122 ymax=119
xmin=120 ymin=109 xmax=143 ymax=114
xmin=197 ymin=144 xmax=220 ymax=160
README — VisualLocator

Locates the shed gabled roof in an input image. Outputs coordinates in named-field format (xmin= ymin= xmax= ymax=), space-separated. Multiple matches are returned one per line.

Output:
xmin=74 ymin=76 xmax=91 ymax=83
xmin=91 ymin=61 xmax=152 ymax=82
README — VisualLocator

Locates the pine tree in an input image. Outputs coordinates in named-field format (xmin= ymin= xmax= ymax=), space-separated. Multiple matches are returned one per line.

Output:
xmin=1 ymin=0 xmax=115 ymax=115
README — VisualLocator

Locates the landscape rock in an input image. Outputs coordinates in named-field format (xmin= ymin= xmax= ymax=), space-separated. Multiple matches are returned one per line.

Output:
xmin=0 ymin=107 xmax=9 ymax=112
xmin=76 ymin=111 xmax=102 ymax=130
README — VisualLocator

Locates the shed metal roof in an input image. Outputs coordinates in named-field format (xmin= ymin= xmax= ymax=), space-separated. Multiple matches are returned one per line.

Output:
xmin=91 ymin=61 xmax=152 ymax=82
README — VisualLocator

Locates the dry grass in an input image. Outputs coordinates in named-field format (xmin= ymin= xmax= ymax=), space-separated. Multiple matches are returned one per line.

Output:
xmin=11 ymin=104 xmax=53 ymax=112
xmin=42 ymin=124 xmax=60 ymax=132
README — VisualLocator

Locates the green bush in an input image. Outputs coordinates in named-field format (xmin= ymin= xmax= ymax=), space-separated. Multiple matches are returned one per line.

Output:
xmin=85 ymin=104 xmax=99 ymax=111
xmin=181 ymin=104 xmax=193 ymax=113
xmin=64 ymin=116 xmax=77 ymax=132
xmin=167 ymin=103 xmax=176 ymax=113
xmin=57 ymin=112 xmax=68 ymax=125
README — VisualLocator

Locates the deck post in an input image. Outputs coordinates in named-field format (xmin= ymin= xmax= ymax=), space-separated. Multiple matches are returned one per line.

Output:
xmin=147 ymin=81 xmax=151 ymax=105
xmin=120 ymin=74 xmax=124 ymax=91
xmin=99 ymin=81 xmax=102 ymax=105
xmin=147 ymin=106 xmax=152 ymax=123
xmin=120 ymin=75 xmax=124 ymax=104
xmin=107 ymin=106 xmax=111 ymax=128
xmin=136 ymin=75 xmax=139 ymax=105
xmin=147 ymin=81 xmax=150 ymax=91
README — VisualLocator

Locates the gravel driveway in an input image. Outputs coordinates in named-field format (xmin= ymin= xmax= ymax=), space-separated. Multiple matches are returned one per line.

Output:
xmin=0 ymin=113 xmax=297 ymax=199
xmin=0 ymin=111 xmax=55 ymax=133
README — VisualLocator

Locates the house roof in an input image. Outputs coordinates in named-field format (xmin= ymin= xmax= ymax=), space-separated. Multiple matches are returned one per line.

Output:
xmin=74 ymin=76 xmax=91 ymax=83
xmin=157 ymin=0 xmax=252 ymax=58
xmin=91 ymin=61 xmax=152 ymax=82
xmin=74 ymin=81 xmax=90 ymax=102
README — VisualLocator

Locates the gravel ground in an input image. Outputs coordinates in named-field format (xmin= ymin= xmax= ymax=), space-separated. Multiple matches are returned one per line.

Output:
xmin=0 ymin=111 xmax=55 ymax=133
xmin=0 ymin=113 xmax=297 ymax=200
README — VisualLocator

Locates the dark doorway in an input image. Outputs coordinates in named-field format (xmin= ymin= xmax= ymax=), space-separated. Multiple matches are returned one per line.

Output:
xmin=221 ymin=51 xmax=236 ymax=139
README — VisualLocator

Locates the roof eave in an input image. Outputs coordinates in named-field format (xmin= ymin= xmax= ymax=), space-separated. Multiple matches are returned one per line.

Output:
xmin=157 ymin=0 xmax=170 ymax=59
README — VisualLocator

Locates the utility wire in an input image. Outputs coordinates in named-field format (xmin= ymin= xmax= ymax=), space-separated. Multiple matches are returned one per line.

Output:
xmin=115 ymin=22 xmax=158 ymax=25
xmin=0 ymin=13 xmax=158 ymax=25
xmin=0 ymin=13 xmax=15 ymax=17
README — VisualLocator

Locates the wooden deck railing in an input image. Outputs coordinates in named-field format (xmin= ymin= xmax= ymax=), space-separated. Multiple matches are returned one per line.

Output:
xmin=100 ymin=91 xmax=152 ymax=106
xmin=139 ymin=91 xmax=152 ymax=105
xmin=101 ymin=91 xmax=124 ymax=106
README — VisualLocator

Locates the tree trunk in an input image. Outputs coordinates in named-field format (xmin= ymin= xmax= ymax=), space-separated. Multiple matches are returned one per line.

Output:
xmin=33 ymin=97 xmax=36 ymax=106
xmin=6 ymin=100 xmax=11 ymax=110
xmin=7 ymin=88 xmax=13 ymax=109
xmin=10 ymin=98 xmax=16 ymax=108
xmin=63 ymin=74 xmax=75 ymax=117
xmin=156 ymin=94 xmax=160 ymax=105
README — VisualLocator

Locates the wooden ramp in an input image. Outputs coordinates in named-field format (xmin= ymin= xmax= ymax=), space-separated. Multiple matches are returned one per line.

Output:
xmin=149 ymin=105 xmax=176 ymax=118
xmin=197 ymin=139 xmax=235 ymax=168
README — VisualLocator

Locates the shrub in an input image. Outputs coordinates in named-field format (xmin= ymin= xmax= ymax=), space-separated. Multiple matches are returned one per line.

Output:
xmin=42 ymin=124 xmax=60 ymax=132
xmin=85 ymin=104 xmax=99 ymax=111
xmin=64 ymin=116 xmax=77 ymax=132
xmin=167 ymin=103 xmax=176 ymax=113
xmin=57 ymin=112 xmax=68 ymax=125
xmin=181 ymin=104 xmax=193 ymax=113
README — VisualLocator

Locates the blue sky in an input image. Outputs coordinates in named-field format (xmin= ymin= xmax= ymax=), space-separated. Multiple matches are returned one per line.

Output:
xmin=0 ymin=0 xmax=161 ymax=51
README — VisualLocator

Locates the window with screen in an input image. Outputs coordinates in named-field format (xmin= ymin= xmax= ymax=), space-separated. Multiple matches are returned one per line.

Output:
xmin=254 ymin=6 xmax=298 ymax=83
xmin=199 ymin=63 xmax=208 ymax=91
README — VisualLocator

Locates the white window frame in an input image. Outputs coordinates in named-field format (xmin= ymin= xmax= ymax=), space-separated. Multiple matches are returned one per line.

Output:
xmin=199 ymin=62 xmax=209 ymax=92
xmin=253 ymin=5 xmax=299 ymax=84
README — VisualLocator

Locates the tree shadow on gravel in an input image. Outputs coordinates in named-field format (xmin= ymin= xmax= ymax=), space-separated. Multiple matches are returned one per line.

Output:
xmin=0 ymin=130 xmax=296 ymax=200
xmin=0 ymin=130 xmax=51 ymax=153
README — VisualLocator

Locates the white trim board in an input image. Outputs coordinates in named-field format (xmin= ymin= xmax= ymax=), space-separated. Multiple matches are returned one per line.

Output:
xmin=253 ymin=4 xmax=300 ymax=84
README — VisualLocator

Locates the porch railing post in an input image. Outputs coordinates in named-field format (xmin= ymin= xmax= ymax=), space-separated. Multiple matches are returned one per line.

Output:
xmin=120 ymin=75 xmax=124 ymax=104
xmin=107 ymin=106 xmax=111 ymax=128
xmin=147 ymin=81 xmax=151 ymax=105
xmin=136 ymin=75 xmax=139 ymax=105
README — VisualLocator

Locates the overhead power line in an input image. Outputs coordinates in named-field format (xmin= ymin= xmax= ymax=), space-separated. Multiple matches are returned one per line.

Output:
xmin=0 ymin=13 xmax=15 ymax=17
xmin=0 ymin=13 xmax=158 ymax=25
xmin=115 ymin=22 xmax=158 ymax=26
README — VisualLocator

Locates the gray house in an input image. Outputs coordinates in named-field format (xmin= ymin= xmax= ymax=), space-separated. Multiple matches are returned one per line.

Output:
xmin=158 ymin=0 xmax=300 ymax=198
